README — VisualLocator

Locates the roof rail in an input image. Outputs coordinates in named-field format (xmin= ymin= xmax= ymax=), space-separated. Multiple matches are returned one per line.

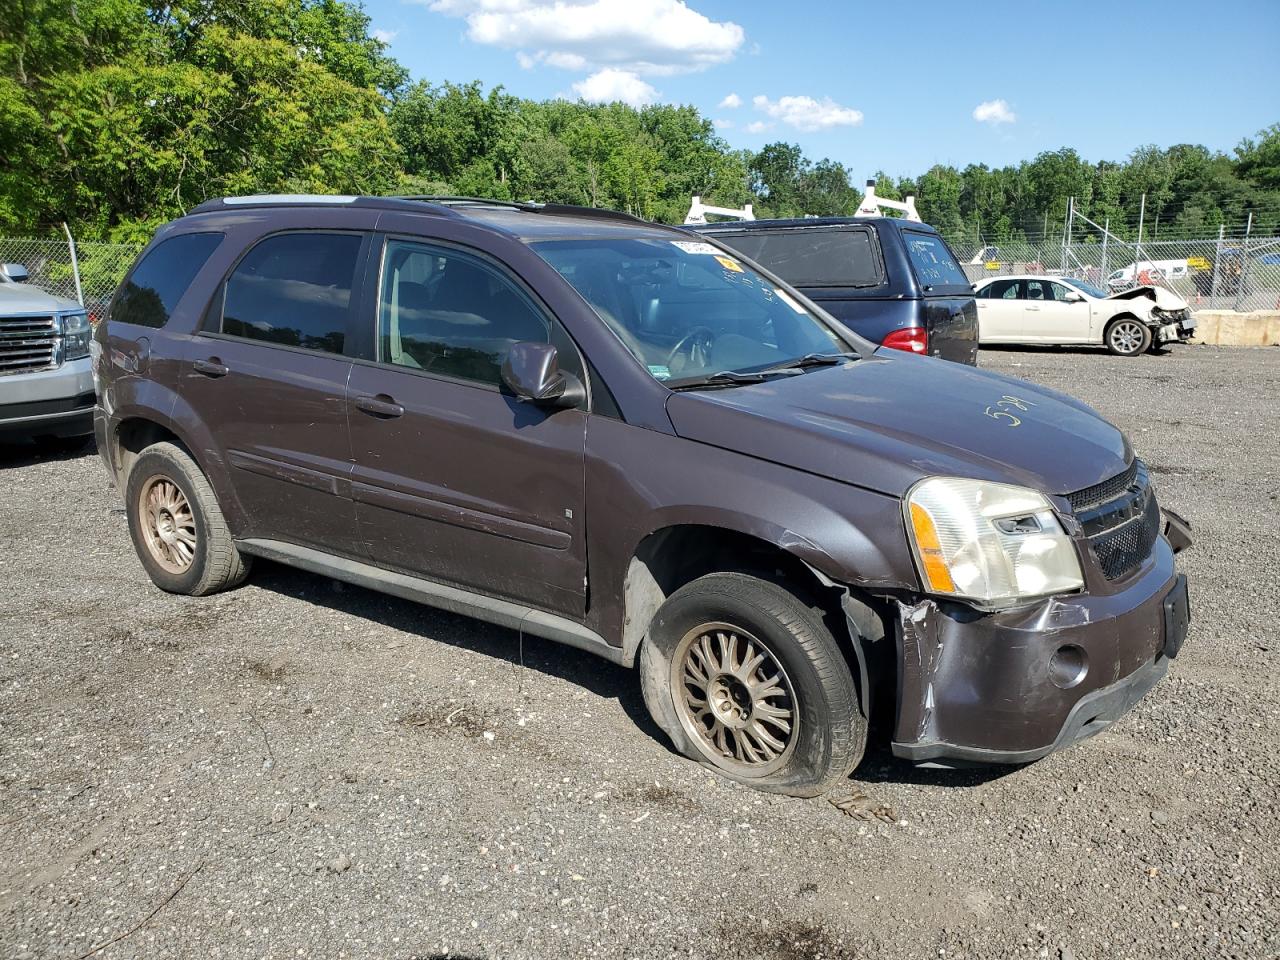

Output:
xmin=397 ymin=196 xmax=650 ymax=225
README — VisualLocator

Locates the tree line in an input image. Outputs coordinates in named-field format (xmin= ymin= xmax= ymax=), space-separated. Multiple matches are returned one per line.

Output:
xmin=3 ymin=0 xmax=1278 ymax=244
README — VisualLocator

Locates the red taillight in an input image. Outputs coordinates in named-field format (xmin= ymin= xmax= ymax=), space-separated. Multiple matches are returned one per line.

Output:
xmin=882 ymin=326 xmax=928 ymax=354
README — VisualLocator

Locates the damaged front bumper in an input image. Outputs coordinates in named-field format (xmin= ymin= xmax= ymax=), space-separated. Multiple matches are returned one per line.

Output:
xmin=889 ymin=531 xmax=1190 ymax=768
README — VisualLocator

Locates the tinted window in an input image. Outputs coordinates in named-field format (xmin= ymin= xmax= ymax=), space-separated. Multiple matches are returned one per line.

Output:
xmin=902 ymin=232 xmax=969 ymax=288
xmin=378 ymin=239 xmax=549 ymax=386
xmin=979 ymin=278 xmax=1023 ymax=299
xmin=713 ymin=229 xmax=881 ymax=287
xmin=114 ymin=233 xmax=223 ymax=329
xmin=221 ymin=233 xmax=361 ymax=354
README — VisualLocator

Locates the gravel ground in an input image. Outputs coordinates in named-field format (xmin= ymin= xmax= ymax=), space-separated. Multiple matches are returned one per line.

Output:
xmin=1 ymin=345 xmax=1277 ymax=960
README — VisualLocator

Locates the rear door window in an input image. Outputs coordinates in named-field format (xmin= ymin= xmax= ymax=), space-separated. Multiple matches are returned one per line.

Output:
xmin=217 ymin=233 xmax=362 ymax=355
xmin=979 ymin=278 xmax=1023 ymax=299
xmin=712 ymin=228 xmax=882 ymax=287
xmin=113 ymin=232 xmax=223 ymax=328
xmin=902 ymin=232 xmax=969 ymax=289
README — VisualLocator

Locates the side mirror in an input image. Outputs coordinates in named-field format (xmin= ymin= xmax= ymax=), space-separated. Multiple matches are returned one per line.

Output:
xmin=501 ymin=341 xmax=585 ymax=408
xmin=2 ymin=263 xmax=29 ymax=283
xmin=1065 ymin=291 xmax=1085 ymax=303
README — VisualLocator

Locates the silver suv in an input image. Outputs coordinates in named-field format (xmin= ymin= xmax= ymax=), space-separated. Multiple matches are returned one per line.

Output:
xmin=0 ymin=263 xmax=95 ymax=445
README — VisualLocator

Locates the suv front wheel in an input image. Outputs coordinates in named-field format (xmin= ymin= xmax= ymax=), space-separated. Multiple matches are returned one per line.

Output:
xmin=125 ymin=441 xmax=252 ymax=596
xmin=640 ymin=572 xmax=866 ymax=797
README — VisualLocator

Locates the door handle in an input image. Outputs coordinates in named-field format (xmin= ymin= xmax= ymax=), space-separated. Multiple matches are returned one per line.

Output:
xmin=193 ymin=357 xmax=229 ymax=377
xmin=1026 ymin=306 xmax=1040 ymax=311
xmin=354 ymin=394 xmax=404 ymax=419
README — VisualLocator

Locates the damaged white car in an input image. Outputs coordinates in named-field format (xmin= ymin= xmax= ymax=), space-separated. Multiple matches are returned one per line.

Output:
xmin=974 ymin=275 xmax=1196 ymax=357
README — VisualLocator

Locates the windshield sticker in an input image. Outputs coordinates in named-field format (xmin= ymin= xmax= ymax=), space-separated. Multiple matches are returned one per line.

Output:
xmin=773 ymin=288 xmax=807 ymax=314
xmin=715 ymin=255 xmax=744 ymax=273
xmin=647 ymin=364 xmax=672 ymax=380
xmin=670 ymin=240 xmax=722 ymax=256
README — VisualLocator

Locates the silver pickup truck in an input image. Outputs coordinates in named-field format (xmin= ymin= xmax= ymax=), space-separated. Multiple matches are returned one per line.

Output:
xmin=0 ymin=263 xmax=95 ymax=445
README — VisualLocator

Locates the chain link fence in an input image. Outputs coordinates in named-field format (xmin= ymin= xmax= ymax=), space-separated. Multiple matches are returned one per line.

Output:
xmin=954 ymin=233 xmax=1280 ymax=312
xmin=0 ymin=235 xmax=142 ymax=313
xmin=3 ymin=228 xmax=1277 ymax=317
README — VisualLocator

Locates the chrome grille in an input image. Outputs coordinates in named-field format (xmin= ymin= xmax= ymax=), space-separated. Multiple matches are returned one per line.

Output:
xmin=0 ymin=315 xmax=58 ymax=375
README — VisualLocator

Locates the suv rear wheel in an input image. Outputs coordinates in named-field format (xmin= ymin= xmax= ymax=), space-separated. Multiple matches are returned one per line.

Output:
xmin=125 ymin=442 xmax=251 ymax=595
xmin=639 ymin=572 xmax=866 ymax=797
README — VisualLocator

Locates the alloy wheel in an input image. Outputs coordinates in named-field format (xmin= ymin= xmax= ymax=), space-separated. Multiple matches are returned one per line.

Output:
xmin=670 ymin=621 xmax=797 ymax=777
xmin=139 ymin=475 xmax=197 ymax=574
xmin=1110 ymin=320 xmax=1145 ymax=355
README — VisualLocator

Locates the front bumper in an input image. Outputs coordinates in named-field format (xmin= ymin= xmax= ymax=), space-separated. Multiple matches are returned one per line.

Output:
xmin=890 ymin=535 xmax=1187 ymax=767
xmin=0 ymin=358 xmax=95 ymax=438
xmin=1156 ymin=316 xmax=1197 ymax=343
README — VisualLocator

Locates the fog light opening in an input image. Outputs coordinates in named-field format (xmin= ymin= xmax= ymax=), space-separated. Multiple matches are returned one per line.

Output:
xmin=1049 ymin=644 xmax=1088 ymax=689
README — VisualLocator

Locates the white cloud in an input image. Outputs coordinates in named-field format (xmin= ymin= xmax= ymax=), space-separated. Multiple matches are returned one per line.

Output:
xmin=572 ymin=68 xmax=660 ymax=107
xmin=972 ymin=99 xmax=1016 ymax=125
xmin=372 ymin=28 xmax=398 ymax=43
xmin=426 ymin=0 xmax=745 ymax=76
xmin=744 ymin=120 xmax=772 ymax=134
xmin=718 ymin=92 xmax=742 ymax=109
xmin=713 ymin=118 xmax=733 ymax=130
xmin=752 ymin=94 xmax=863 ymax=132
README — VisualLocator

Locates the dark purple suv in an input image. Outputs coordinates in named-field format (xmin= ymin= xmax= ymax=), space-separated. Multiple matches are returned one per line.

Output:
xmin=93 ymin=196 xmax=1192 ymax=795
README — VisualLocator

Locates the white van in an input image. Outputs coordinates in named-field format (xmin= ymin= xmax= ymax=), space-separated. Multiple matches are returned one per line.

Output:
xmin=1107 ymin=259 xmax=1188 ymax=289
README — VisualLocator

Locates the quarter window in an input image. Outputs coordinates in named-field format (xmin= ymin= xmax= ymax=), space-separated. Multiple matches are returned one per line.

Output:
xmin=378 ymin=239 xmax=550 ymax=386
xmin=114 ymin=232 xmax=223 ymax=329
xmin=220 ymin=233 xmax=362 ymax=354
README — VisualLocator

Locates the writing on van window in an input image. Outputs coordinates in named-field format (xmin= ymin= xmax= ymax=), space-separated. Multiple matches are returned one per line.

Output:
xmin=903 ymin=233 xmax=968 ymax=288
xmin=221 ymin=233 xmax=361 ymax=354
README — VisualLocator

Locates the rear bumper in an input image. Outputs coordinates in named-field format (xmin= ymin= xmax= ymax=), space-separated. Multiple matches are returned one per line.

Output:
xmin=890 ymin=536 xmax=1187 ymax=767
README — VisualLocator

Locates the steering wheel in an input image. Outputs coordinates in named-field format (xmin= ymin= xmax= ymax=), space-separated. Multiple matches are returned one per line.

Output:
xmin=665 ymin=326 xmax=717 ymax=371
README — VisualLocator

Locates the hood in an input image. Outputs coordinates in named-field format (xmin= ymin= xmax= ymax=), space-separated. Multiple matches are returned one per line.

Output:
xmin=1107 ymin=285 xmax=1189 ymax=311
xmin=0 ymin=281 xmax=82 ymax=314
xmin=665 ymin=351 xmax=1131 ymax=499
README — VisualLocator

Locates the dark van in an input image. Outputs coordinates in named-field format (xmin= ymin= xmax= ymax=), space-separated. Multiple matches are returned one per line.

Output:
xmin=95 ymin=196 xmax=1189 ymax=797
xmin=689 ymin=217 xmax=979 ymax=365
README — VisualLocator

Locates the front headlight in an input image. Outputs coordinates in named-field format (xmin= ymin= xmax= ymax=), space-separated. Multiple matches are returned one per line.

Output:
xmin=905 ymin=477 xmax=1084 ymax=608
xmin=59 ymin=310 xmax=91 ymax=360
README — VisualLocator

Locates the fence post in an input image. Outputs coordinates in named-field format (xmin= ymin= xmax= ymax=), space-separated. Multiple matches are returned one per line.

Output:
xmin=61 ymin=222 xmax=84 ymax=305
xmin=1210 ymin=224 xmax=1224 ymax=309
xmin=1134 ymin=194 xmax=1145 ymax=284
xmin=1101 ymin=217 xmax=1109 ymax=285
xmin=1234 ymin=211 xmax=1253 ymax=312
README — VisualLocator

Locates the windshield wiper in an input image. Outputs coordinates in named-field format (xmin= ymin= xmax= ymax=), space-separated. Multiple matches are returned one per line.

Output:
xmin=668 ymin=369 xmax=797 ymax=391
xmin=759 ymin=351 xmax=860 ymax=374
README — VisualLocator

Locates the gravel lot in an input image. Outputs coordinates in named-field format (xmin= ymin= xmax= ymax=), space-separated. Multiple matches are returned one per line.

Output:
xmin=2 ymin=345 xmax=1278 ymax=960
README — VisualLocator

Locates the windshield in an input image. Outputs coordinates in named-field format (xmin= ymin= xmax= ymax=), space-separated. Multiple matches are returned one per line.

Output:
xmin=1062 ymin=278 xmax=1108 ymax=299
xmin=532 ymin=237 xmax=852 ymax=385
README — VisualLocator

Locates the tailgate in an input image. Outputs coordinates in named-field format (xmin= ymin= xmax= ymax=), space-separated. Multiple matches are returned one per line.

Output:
xmin=923 ymin=295 xmax=979 ymax=365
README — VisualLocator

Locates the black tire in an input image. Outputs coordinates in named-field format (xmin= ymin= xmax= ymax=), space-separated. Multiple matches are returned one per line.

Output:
xmin=1104 ymin=316 xmax=1152 ymax=357
xmin=639 ymin=572 xmax=866 ymax=797
xmin=125 ymin=441 xmax=251 ymax=596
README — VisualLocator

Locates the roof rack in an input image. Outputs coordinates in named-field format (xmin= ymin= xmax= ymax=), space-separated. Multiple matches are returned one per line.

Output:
xmin=185 ymin=194 xmax=654 ymax=226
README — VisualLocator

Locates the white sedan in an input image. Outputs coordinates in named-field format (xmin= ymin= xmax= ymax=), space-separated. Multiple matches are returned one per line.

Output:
xmin=973 ymin=275 xmax=1197 ymax=357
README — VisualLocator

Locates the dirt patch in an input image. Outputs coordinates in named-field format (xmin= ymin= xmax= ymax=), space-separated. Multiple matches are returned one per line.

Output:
xmin=720 ymin=918 xmax=868 ymax=960
xmin=399 ymin=701 xmax=493 ymax=739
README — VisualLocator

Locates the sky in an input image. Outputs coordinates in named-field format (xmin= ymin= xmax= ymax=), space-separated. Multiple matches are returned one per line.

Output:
xmin=361 ymin=0 xmax=1280 ymax=178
